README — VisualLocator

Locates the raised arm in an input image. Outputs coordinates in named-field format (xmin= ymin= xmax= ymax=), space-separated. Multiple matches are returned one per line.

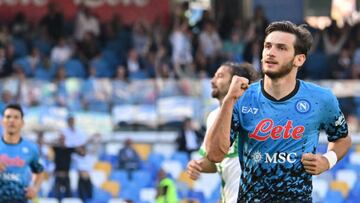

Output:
xmin=205 ymin=76 xmax=249 ymax=163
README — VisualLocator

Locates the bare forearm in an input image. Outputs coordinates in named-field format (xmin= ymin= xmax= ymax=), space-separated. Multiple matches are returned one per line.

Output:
xmin=327 ymin=135 xmax=352 ymax=161
xmin=205 ymin=98 xmax=236 ymax=162
xmin=32 ymin=172 xmax=44 ymax=191
xmin=199 ymin=158 xmax=217 ymax=173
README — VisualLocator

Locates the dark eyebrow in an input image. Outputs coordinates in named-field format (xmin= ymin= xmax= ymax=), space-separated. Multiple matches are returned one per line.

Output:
xmin=264 ymin=42 xmax=288 ymax=47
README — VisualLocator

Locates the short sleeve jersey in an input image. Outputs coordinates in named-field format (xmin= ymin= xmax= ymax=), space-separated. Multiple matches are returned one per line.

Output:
xmin=231 ymin=80 xmax=348 ymax=202
xmin=0 ymin=137 xmax=44 ymax=202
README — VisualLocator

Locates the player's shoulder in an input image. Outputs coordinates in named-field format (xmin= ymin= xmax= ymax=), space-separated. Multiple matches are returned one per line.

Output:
xmin=21 ymin=138 xmax=39 ymax=151
xmin=299 ymin=80 xmax=335 ymax=98
xmin=243 ymin=80 xmax=261 ymax=96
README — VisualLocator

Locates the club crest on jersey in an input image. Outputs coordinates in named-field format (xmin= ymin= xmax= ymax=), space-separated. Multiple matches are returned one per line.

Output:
xmin=295 ymin=99 xmax=311 ymax=113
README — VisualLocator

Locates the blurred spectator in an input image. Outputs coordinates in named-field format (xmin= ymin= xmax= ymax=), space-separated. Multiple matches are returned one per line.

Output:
xmin=118 ymin=138 xmax=142 ymax=179
xmin=132 ymin=20 xmax=151 ymax=58
xmin=50 ymin=37 xmax=73 ymax=65
xmin=122 ymin=48 xmax=148 ymax=80
xmin=329 ymin=46 xmax=353 ymax=79
xmin=12 ymin=12 xmax=29 ymax=38
xmin=81 ymin=67 xmax=111 ymax=112
xmin=322 ymin=23 xmax=349 ymax=56
xmin=53 ymin=66 xmax=67 ymax=107
xmin=176 ymin=117 xmax=202 ymax=158
xmin=198 ymin=20 xmax=222 ymax=60
xmin=61 ymin=114 xmax=88 ymax=148
xmin=72 ymin=145 xmax=95 ymax=202
xmin=0 ymin=90 xmax=15 ymax=112
xmin=197 ymin=20 xmax=222 ymax=75
xmin=52 ymin=135 xmax=75 ymax=200
xmin=223 ymin=30 xmax=245 ymax=62
xmin=77 ymin=32 xmax=101 ymax=65
xmin=14 ymin=46 xmax=42 ymax=78
xmin=111 ymin=66 xmax=130 ymax=105
xmin=40 ymin=2 xmax=64 ymax=42
xmin=0 ymin=43 xmax=16 ymax=78
xmin=0 ymin=24 xmax=10 ymax=45
xmin=170 ymin=21 xmax=193 ymax=74
xmin=74 ymin=4 xmax=100 ymax=41
xmin=89 ymin=51 xmax=112 ymax=78
xmin=0 ymin=46 xmax=13 ymax=78
xmin=36 ymin=131 xmax=55 ymax=174
xmin=155 ymin=168 xmax=179 ymax=203
xmin=243 ymin=38 xmax=262 ymax=73
xmin=34 ymin=56 xmax=57 ymax=81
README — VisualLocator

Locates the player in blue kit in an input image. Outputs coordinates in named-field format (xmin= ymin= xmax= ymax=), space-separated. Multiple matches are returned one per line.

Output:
xmin=205 ymin=21 xmax=352 ymax=202
xmin=0 ymin=104 xmax=44 ymax=203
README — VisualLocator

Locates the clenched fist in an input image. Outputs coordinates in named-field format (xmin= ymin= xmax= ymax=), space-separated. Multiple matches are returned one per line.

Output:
xmin=224 ymin=76 xmax=249 ymax=102
xmin=186 ymin=160 xmax=202 ymax=180
xmin=301 ymin=153 xmax=330 ymax=175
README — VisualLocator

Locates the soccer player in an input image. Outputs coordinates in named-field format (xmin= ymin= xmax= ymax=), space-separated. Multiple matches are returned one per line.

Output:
xmin=0 ymin=104 xmax=44 ymax=203
xmin=186 ymin=62 xmax=258 ymax=203
xmin=205 ymin=21 xmax=352 ymax=202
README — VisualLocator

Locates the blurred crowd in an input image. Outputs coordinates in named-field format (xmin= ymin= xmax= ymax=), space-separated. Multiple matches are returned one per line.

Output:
xmin=0 ymin=2 xmax=359 ymax=130
xmin=1 ymin=3 xmax=360 ymax=82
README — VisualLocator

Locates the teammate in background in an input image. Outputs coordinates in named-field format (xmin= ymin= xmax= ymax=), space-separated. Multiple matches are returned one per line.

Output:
xmin=0 ymin=104 xmax=44 ymax=203
xmin=186 ymin=62 xmax=258 ymax=203
xmin=205 ymin=21 xmax=352 ymax=202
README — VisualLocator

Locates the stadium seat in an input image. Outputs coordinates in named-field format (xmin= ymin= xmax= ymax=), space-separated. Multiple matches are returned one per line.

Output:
xmin=356 ymin=145 xmax=360 ymax=153
xmin=323 ymin=190 xmax=344 ymax=203
xmin=105 ymin=142 xmax=123 ymax=156
xmin=162 ymin=160 xmax=183 ymax=179
xmin=94 ymin=161 xmax=112 ymax=177
xmin=37 ymin=198 xmax=59 ymax=203
xmin=153 ymin=143 xmax=176 ymax=159
xmin=171 ymin=151 xmax=189 ymax=168
xmin=61 ymin=198 xmax=83 ymax=203
xmin=64 ymin=59 xmax=86 ymax=78
xmin=335 ymin=169 xmax=357 ymax=190
xmin=194 ymin=173 xmax=221 ymax=199
xmin=132 ymin=169 xmax=153 ymax=187
xmin=132 ymin=143 xmax=152 ymax=160
xmin=108 ymin=198 xmax=126 ymax=203
xmin=349 ymin=152 xmax=360 ymax=165
xmin=178 ymin=171 xmax=195 ymax=188
xmin=90 ymin=170 xmax=107 ymax=188
xmin=188 ymin=190 xmax=205 ymax=203
xmin=330 ymin=180 xmax=350 ymax=197
xmin=109 ymin=169 xmax=129 ymax=186
xmin=119 ymin=183 xmax=141 ymax=202
xmin=92 ymin=187 xmax=112 ymax=203
xmin=139 ymin=187 xmax=157 ymax=202
xmin=146 ymin=152 xmax=165 ymax=174
xmin=312 ymin=178 xmax=329 ymax=201
xmin=101 ymin=180 xmax=120 ymax=197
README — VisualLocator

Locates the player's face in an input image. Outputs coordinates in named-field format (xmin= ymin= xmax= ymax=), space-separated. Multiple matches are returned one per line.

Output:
xmin=211 ymin=65 xmax=232 ymax=100
xmin=2 ymin=108 xmax=24 ymax=136
xmin=262 ymin=31 xmax=297 ymax=79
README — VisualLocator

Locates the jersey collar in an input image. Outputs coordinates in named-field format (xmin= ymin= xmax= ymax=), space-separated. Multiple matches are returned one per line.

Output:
xmin=261 ymin=79 xmax=300 ymax=102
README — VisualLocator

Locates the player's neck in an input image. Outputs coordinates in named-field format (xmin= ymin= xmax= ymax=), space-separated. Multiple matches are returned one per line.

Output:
xmin=263 ymin=75 xmax=297 ymax=100
xmin=3 ymin=133 xmax=21 ymax=144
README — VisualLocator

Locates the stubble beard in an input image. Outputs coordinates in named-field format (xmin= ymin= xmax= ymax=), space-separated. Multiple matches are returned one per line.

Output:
xmin=262 ymin=58 xmax=294 ymax=79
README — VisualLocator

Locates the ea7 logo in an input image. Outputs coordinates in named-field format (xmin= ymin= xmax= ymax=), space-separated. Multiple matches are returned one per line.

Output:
xmin=242 ymin=106 xmax=259 ymax=114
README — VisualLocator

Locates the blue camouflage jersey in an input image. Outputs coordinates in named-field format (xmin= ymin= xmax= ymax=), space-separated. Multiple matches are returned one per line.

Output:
xmin=231 ymin=80 xmax=348 ymax=202
xmin=0 ymin=137 xmax=44 ymax=203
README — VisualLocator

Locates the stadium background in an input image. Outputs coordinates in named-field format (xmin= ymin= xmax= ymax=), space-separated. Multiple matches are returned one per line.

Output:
xmin=0 ymin=0 xmax=359 ymax=202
